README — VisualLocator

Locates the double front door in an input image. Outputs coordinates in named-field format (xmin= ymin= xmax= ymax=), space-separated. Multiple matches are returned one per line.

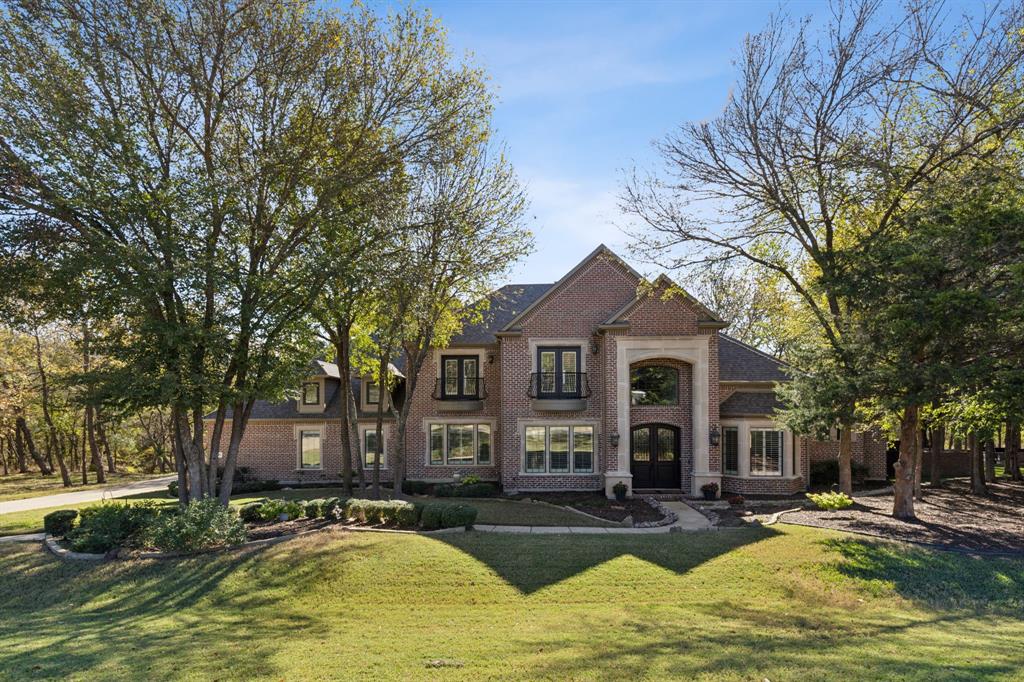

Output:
xmin=630 ymin=423 xmax=681 ymax=489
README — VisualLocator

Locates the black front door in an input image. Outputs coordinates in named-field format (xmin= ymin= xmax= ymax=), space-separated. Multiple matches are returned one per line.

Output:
xmin=630 ymin=424 xmax=681 ymax=489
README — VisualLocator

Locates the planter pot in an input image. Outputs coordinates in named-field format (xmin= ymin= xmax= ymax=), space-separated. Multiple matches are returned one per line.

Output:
xmin=278 ymin=513 xmax=290 ymax=522
xmin=613 ymin=488 xmax=627 ymax=503
xmin=702 ymin=490 xmax=717 ymax=501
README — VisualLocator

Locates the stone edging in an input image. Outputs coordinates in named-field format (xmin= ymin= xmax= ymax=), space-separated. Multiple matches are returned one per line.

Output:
xmin=44 ymin=535 xmax=106 ymax=561
xmin=761 ymin=508 xmax=803 ymax=526
xmin=636 ymin=496 xmax=678 ymax=528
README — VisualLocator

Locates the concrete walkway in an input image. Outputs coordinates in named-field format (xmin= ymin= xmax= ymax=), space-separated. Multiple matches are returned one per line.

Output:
xmin=0 ymin=475 xmax=175 ymax=514
xmin=476 ymin=499 xmax=713 ymax=534
xmin=0 ymin=533 xmax=46 ymax=543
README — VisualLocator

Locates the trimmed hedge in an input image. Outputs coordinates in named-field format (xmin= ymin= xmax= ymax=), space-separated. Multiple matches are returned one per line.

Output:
xmin=402 ymin=480 xmax=431 ymax=495
xmin=240 ymin=497 xmax=472 ymax=531
xmin=66 ymin=502 xmax=160 ymax=553
xmin=434 ymin=482 xmax=499 ymax=498
xmin=345 ymin=499 xmax=420 ymax=526
xmin=238 ymin=501 xmax=266 ymax=524
xmin=419 ymin=502 xmax=475 ymax=530
xmin=256 ymin=499 xmax=303 ymax=522
xmin=43 ymin=509 xmax=79 ymax=538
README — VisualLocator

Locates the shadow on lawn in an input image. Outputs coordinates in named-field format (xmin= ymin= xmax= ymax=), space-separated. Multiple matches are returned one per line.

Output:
xmin=437 ymin=525 xmax=780 ymax=594
xmin=820 ymin=538 xmax=1024 ymax=613
xmin=0 ymin=540 xmax=328 ymax=680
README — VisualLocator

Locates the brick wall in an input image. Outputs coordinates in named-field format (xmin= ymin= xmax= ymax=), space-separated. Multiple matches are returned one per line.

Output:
xmin=806 ymin=428 xmax=888 ymax=480
xmin=628 ymin=358 xmax=694 ymax=492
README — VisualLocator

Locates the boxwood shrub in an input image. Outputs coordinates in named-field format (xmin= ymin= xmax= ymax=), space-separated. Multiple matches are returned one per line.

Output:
xmin=402 ymin=480 xmax=431 ymax=495
xmin=143 ymin=499 xmax=246 ymax=553
xmin=434 ymin=482 xmax=498 ymax=498
xmin=440 ymin=503 xmax=477 ymax=529
xmin=43 ymin=509 xmax=79 ymax=538
xmin=238 ymin=501 xmax=266 ymax=524
xmin=67 ymin=502 xmax=160 ymax=553
xmin=419 ymin=502 xmax=447 ymax=531
xmin=256 ymin=499 xmax=303 ymax=522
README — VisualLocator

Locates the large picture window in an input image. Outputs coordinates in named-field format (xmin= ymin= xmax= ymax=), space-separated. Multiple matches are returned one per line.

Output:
xmin=426 ymin=423 xmax=493 ymax=466
xmin=536 ymin=347 xmax=582 ymax=397
xmin=441 ymin=356 xmax=480 ymax=399
xmin=750 ymin=429 xmax=783 ymax=476
xmin=522 ymin=425 xmax=595 ymax=474
xmin=299 ymin=430 xmax=322 ymax=469
xmin=723 ymin=426 xmax=739 ymax=475
xmin=630 ymin=366 xmax=678 ymax=405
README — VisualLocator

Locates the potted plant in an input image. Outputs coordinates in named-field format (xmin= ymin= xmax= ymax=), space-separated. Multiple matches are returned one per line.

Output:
xmin=612 ymin=481 xmax=628 ymax=502
xmin=700 ymin=482 xmax=719 ymax=501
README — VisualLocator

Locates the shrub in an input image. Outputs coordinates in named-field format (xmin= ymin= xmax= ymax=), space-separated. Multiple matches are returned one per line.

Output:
xmin=238 ymin=501 xmax=266 ymax=524
xmin=67 ymin=502 xmax=159 ymax=553
xmin=167 ymin=481 xmax=179 ymax=498
xmin=402 ymin=480 xmax=430 ymax=495
xmin=345 ymin=499 xmax=417 ymax=525
xmin=43 ymin=509 xmax=78 ymax=537
xmin=230 ymin=480 xmax=281 ymax=494
xmin=440 ymin=503 xmax=477 ymax=529
xmin=143 ymin=499 xmax=247 ymax=553
xmin=725 ymin=494 xmax=745 ymax=507
xmin=434 ymin=482 xmax=498 ymax=498
xmin=419 ymin=502 xmax=446 ymax=531
xmin=302 ymin=499 xmax=327 ymax=519
xmin=806 ymin=491 xmax=854 ymax=511
xmin=323 ymin=497 xmax=347 ymax=520
xmin=700 ymin=482 xmax=719 ymax=498
xmin=459 ymin=474 xmax=481 ymax=485
xmin=809 ymin=460 xmax=839 ymax=486
xmin=256 ymin=499 xmax=303 ymax=522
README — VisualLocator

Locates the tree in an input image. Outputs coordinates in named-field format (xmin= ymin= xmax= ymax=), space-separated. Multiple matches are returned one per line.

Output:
xmin=622 ymin=0 xmax=1024 ymax=498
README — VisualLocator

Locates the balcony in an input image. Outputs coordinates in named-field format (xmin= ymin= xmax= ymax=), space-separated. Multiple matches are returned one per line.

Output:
xmin=432 ymin=377 xmax=486 ymax=411
xmin=529 ymin=372 xmax=590 ymax=411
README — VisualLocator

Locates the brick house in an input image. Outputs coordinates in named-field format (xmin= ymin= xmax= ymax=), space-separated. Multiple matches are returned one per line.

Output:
xmin=213 ymin=245 xmax=886 ymax=498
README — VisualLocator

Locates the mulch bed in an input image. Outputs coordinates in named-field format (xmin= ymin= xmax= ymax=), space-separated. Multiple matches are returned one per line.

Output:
xmin=511 ymin=491 xmax=664 ymax=524
xmin=245 ymin=517 xmax=336 ymax=541
xmin=770 ymin=479 xmax=1024 ymax=553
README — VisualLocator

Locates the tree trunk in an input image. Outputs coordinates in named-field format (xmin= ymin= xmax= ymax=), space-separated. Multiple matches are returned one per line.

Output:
xmin=12 ymin=428 xmax=28 ymax=473
xmin=171 ymin=407 xmax=189 ymax=505
xmin=984 ymin=439 xmax=997 ymax=481
xmin=348 ymin=374 xmax=366 ymax=496
xmin=334 ymin=323 xmax=354 ymax=496
xmin=217 ymin=400 xmax=254 ymax=505
xmin=837 ymin=422 xmax=853 ymax=496
xmin=929 ymin=424 xmax=944 ymax=487
xmin=16 ymin=417 xmax=51 ymax=475
xmin=1007 ymin=420 xmax=1021 ymax=481
xmin=371 ymin=356 xmax=388 ymax=500
xmin=96 ymin=419 xmax=116 ymax=474
xmin=891 ymin=405 xmax=918 ymax=520
xmin=913 ymin=427 xmax=924 ymax=501
xmin=80 ymin=414 xmax=88 ymax=485
xmin=85 ymin=405 xmax=106 ymax=484
xmin=969 ymin=433 xmax=988 ymax=495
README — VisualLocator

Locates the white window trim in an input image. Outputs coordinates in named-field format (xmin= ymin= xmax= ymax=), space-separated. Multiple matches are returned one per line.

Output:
xmin=360 ymin=378 xmax=390 ymax=412
xmin=720 ymin=419 xmax=797 ymax=479
xmin=422 ymin=418 xmax=497 ymax=467
xmin=749 ymin=427 xmax=785 ymax=477
xmin=293 ymin=423 xmax=325 ymax=471
xmin=358 ymin=423 xmax=388 ymax=469
xmin=518 ymin=420 xmax=599 ymax=476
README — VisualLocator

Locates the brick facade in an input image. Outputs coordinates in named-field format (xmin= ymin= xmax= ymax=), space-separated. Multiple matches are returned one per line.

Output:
xmin=216 ymin=245 xmax=876 ymax=499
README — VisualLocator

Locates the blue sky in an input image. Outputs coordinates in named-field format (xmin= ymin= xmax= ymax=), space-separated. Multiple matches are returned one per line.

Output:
xmin=418 ymin=0 xmax=818 ymax=283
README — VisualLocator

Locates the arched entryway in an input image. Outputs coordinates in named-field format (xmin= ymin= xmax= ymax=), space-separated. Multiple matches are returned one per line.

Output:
xmin=630 ymin=423 xmax=681 ymax=489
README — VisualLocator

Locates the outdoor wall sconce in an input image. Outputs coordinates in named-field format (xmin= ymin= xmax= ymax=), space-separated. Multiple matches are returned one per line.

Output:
xmin=610 ymin=431 xmax=620 ymax=448
xmin=709 ymin=425 xmax=721 ymax=447
xmin=487 ymin=352 xmax=495 ymax=364
xmin=589 ymin=337 xmax=601 ymax=354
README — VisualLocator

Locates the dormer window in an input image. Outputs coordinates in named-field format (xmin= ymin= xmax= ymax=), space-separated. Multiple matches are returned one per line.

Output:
xmin=366 ymin=381 xmax=380 ymax=405
xmin=301 ymin=382 xmax=320 ymax=406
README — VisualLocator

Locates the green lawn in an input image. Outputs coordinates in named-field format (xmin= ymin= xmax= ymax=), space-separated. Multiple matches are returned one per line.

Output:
xmin=0 ymin=486 xmax=611 ymax=536
xmin=0 ymin=471 xmax=166 ymax=503
xmin=0 ymin=524 xmax=1020 ymax=680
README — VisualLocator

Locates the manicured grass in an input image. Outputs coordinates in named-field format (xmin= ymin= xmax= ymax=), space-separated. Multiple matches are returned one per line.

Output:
xmin=0 ymin=525 xmax=1021 ymax=680
xmin=0 ymin=471 xmax=165 ymax=503
xmin=0 ymin=486 xmax=612 ymax=536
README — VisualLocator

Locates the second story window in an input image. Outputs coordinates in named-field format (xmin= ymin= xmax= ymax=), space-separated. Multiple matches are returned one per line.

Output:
xmin=441 ymin=356 xmax=479 ymax=399
xmin=536 ymin=347 xmax=581 ymax=397
xmin=301 ymin=382 xmax=320 ymax=406
xmin=366 ymin=381 xmax=380 ymax=405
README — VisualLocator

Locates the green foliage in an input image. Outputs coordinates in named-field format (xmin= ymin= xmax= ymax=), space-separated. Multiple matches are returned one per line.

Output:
xmin=43 ymin=509 xmax=78 ymax=537
xmin=806 ymin=491 xmax=854 ymax=511
xmin=440 ymin=503 xmax=477 ymax=530
xmin=323 ymin=497 xmax=347 ymax=520
xmin=167 ymin=481 xmax=178 ymax=499
xmin=301 ymin=499 xmax=328 ymax=519
xmin=238 ymin=502 xmax=266 ymax=524
xmin=402 ymin=480 xmax=430 ymax=495
xmin=434 ymin=482 xmax=498 ymax=498
xmin=256 ymin=500 xmax=303 ymax=522
xmin=66 ymin=502 xmax=159 ymax=553
xmin=142 ymin=500 xmax=246 ymax=553
xmin=459 ymin=475 xmax=481 ymax=485
xmin=418 ymin=502 xmax=446 ymax=531
xmin=810 ymin=460 xmax=870 ymax=486
xmin=344 ymin=499 xmax=420 ymax=527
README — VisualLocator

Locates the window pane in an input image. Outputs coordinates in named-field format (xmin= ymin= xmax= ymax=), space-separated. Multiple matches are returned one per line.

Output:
xmin=366 ymin=382 xmax=380 ymax=404
xmin=540 ymin=352 xmax=555 ymax=393
xmin=657 ymin=428 xmax=676 ymax=461
xmin=632 ymin=427 xmax=650 ymax=461
xmin=444 ymin=359 xmax=459 ymax=396
xmin=573 ymin=426 xmax=593 ymax=473
xmin=630 ymin=366 xmax=678 ymax=405
xmin=447 ymin=424 xmax=474 ymax=464
xmin=463 ymin=359 xmax=478 ymax=396
xmin=562 ymin=351 xmax=577 ymax=394
xmin=526 ymin=426 xmax=546 ymax=472
xmin=302 ymin=382 xmax=319 ymax=405
xmin=429 ymin=424 xmax=444 ymax=465
xmin=723 ymin=427 xmax=739 ymax=474
xmin=364 ymin=431 xmax=380 ymax=466
xmin=549 ymin=427 xmax=569 ymax=472
xmin=300 ymin=431 xmax=321 ymax=469
xmin=477 ymin=424 xmax=491 ymax=464
xmin=765 ymin=431 xmax=782 ymax=473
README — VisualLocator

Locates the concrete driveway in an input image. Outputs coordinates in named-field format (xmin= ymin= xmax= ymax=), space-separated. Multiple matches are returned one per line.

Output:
xmin=0 ymin=475 xmax=176 ymax=514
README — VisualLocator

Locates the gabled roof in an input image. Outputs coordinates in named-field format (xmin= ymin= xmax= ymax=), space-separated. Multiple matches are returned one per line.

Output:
xmin=603 ymin=273 xmax=727 ymax=327
xmin=451 ymin=283 xmax=553 ymax=345
xmin=309 ymin=359 xmax=404 ymax=379
xmin=718 ymin=335 xmax=788 ymax=382
xmin=499 ymin=244 xmax=642 ymax=332
xmin=719 ymin=390 xmax=785 ymax=417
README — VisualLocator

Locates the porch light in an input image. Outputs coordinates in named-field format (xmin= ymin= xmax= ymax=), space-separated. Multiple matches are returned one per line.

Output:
xmin=589 ymin=337 xmax=600 ymax=354
xmin=610 ymin=431 xmax=620 ymax=448
xmin=709 ymin=425 xmax=721 ymax=447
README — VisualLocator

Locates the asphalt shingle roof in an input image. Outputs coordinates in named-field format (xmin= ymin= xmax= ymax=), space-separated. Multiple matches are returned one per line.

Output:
xmin=718 ymin=335 xmax=788 ymax=382
xmin=719 ymin=391 xmax=785 ymax=417
xmin=451 ymin=283 xmax=554 ymax=344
